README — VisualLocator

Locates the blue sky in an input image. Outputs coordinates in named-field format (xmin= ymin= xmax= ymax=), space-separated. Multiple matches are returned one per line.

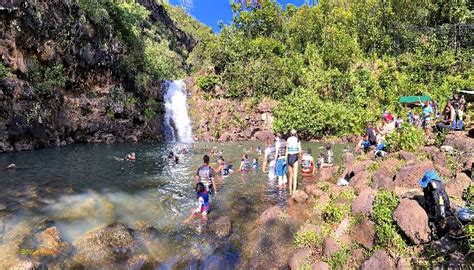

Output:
xmin=169 ymin=0 xmax=307 ymax=32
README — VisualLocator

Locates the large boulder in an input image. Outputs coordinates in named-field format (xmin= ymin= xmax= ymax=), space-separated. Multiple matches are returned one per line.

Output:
xmin=342 ymin=152 xmax=355 ymax=167
xmin=72 ymin=223 xmax=145 ymax=267
xmin=30 ymin=227 xmax=70 ymax=260
xmin=345 ymin=160 xmax=374 ymax=177
xmin=372 ymin=159 xmax=400 ymax=189
xmin=318 ymin=166 xmax=338 ymax=182
xmin=322 ymin=237 xmax=340 ymax=258
xmin=311 ymin=261 xmax=330 ymax=270
xmin=360 ymin=250 xmax=394 ymax=270
xmin=352 ymin=188 xmax=376 ymax=216
xmin=210 ymin=216 xmax=232 ymax=237
xmin=398 ymin=151 xmax=417 ymax=162
xmin=288 ymin=248 xmax=311 ymax=270
xmin=351 ymin=218 xmax=375 ymax=249
xmin=305 ymin=185 xmax=324 ymax=197
xmin=445 ymin=173 xmax=471 ymax=199
xmin=393 ymin=199 xmax=431 ymax=244
xmin=349 ymin=170 xmax=371 ymax=194
xmin=394 ymin=161 xmax=434 ymax=188
xmin=444 ymin=133 xmax=474 ymax=154
xmin=292 ymin=190 xmax=309 ymax=204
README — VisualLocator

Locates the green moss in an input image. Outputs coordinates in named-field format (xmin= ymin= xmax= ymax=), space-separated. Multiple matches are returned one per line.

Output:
xmin=326 ymin=247 xmax=350 ymax=269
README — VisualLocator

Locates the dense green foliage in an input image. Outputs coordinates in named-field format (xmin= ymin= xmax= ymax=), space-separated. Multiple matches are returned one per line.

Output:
xmin=386 ymin=123 xmax=426 ymax=152
xmin=191 ymin=0 xmax=473 ymax=136
xmin=77 ymin=0 xmax=210 ymax=85
xmin=372 ymin=190 xmax=407 ymax=253
xmin=27 ymin=60 xmax=67 ymax=97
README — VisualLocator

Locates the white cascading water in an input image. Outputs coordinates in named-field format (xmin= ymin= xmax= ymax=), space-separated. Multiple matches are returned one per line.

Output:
xmin=163 ymin=80 xmax=193 ymax=143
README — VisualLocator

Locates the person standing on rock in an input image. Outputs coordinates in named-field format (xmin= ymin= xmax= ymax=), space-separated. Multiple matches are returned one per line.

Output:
xmin=262 ymin=140 xmax=277 ymax=181
xmin=275 ymin=134 xmax=288 ymax=189
xmin=287 ymin=129 xmax=302 ymax=195
xmin=420 ymin=99 xmax=433 ymax=138
xmin=195 ymin=155 xmax=217 ymax=196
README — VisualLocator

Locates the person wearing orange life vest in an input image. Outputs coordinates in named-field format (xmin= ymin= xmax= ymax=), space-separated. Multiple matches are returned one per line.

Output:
xmin=301 ymin=148 xmax=315 ymax=177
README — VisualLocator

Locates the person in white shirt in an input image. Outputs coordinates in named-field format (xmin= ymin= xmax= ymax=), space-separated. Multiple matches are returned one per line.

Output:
xmin=275 ymin=134 xmax=288 ymax=188
xmin=262 ymin=140 xmax=277 ymax=181
xmin=286 ymin=129 xmax=302 ymax=194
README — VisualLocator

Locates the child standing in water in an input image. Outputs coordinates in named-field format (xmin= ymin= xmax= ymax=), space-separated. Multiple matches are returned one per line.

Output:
xmin=326 ymin=144 xmax=334 ymax=165
xmin=240 ymin=154 xmax=251 ymax=173
xmin=252 ymin=158 xmax=259 ymax=171
xmin=184 ymin=182 xmax=209 ymax=224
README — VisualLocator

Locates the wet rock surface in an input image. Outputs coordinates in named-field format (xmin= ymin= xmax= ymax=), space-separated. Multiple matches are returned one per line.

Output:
xmin=72 ymin=223 xmax=147 ymax=268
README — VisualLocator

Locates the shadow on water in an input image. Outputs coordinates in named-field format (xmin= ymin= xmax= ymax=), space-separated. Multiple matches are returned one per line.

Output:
xmin=0 ymin=141 xmax=346 ymax=268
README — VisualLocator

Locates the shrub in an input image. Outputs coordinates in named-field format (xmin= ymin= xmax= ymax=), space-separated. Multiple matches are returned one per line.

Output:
xmin=143 ymin=107 xmax=156 ymax=120
xmin=196 ymin=74 xmax=219 ymax=91
xmin=386 ymin=123 xmax=426 ymax=152
xmin=27 ymin=60 xmax=66 ymax=97
xmin=323 ymin=203 xmax=350 ymax=223
xmin=372 ymin=190 xmax=407 ymax=253
xmin=0 ymin=63 xmax=9 ymax=79
xmin=294 ymin=230 xmax=319 ymax=248
xmin=327 ymin=247 xmax=350 ymax=269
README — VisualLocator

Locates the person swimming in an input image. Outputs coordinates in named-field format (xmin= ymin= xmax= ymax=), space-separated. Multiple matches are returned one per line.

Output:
xmin=126 ymin=152 xmax=136 ymax=161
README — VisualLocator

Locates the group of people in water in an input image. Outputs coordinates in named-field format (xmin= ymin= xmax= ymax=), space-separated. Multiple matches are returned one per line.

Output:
xmin=185 ymin=129 xmax=336 ymax=223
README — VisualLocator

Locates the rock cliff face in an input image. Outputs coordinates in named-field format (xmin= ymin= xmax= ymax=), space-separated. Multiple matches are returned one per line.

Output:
xmin=0 ymin=0 xmax=203 ymax=152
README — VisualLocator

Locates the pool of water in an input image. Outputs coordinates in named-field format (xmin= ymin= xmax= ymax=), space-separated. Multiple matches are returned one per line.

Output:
xmin=0 ymin=141 xmax=346 ymax=268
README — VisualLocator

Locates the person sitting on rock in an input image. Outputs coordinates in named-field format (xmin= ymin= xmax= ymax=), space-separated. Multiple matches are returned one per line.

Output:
xmin=184 ymin=182 xmax=209 ymax=224
xmin=301 ymin=149 xmax=315 ymax=177
xmin=356 ymin=122 xmax=377 ymax=152
xmin=125 ymin=152 xmax=136 ymax=161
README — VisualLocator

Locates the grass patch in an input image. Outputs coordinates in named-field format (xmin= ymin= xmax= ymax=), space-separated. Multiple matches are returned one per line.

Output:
xmin=326 ymin=247 xmax=350 ymax=269
xmin=372 ymin=190 xmax=407 ymax=254
xmin=367 ymin=161 xmax=380 ymax=173
xmin=294 ymin=230 xmax=319 ymax=249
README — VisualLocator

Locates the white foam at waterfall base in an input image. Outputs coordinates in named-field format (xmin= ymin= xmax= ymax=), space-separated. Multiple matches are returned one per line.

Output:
xmin=163 ymin=80 xmax=193 ymax=143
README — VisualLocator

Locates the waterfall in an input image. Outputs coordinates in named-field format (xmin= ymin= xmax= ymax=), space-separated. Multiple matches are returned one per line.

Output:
xmin=163 ymin=80 xmax=193 ymax=143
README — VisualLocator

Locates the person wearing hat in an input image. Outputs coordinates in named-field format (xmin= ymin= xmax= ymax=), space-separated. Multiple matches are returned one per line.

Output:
xmin=419 ymin=170 xmax=453 ymax=239
xmin=286 ymin=129 xmax=302 ymax=194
